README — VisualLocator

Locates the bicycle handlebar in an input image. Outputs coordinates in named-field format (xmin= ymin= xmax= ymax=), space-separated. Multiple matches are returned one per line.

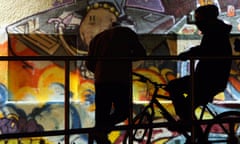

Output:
xmin=132 ymin=72 xmax=171 ymax=100
xmin=132 ymin=72 xmax=167 ymax=89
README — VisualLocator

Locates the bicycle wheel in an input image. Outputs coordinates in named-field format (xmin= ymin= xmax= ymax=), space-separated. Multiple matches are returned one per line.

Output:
xmin=204 ymin=111 xmax=240 ymax=144
xmin=123 ymin=110 xmax=153 ymax=144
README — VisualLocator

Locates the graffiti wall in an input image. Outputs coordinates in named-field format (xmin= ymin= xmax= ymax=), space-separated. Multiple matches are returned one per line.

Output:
xmin=1 ymin=0 xmax=240 ymax=143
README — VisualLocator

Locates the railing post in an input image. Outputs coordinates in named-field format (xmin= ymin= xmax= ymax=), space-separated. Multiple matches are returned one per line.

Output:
xmin=65 ymin=59 xmax=70 ymax=144
xmin=189 ymin=57 xmax=195 ymax=143
xmin=128 ymin=60 xmax=133 ymax=144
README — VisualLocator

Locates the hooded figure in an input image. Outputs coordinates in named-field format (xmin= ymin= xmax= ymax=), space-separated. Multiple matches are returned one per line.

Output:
xmin=166 ymin=5 xmax=232 ymax=123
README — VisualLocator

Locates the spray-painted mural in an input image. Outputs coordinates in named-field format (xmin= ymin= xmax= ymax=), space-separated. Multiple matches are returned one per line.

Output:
xmin=1 ymin=0 xmax=240 ymax=143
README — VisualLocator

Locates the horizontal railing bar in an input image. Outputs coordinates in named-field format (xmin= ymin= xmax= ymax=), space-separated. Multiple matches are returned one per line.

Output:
xmin=0 ymin=56 xmax=239 ymax=60
xmin=1 ymin=117 xmax=240 ymax=139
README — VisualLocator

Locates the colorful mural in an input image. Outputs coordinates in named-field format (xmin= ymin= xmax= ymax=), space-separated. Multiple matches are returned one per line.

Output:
xmin=0 ymin=0 xmax=240 ymax=143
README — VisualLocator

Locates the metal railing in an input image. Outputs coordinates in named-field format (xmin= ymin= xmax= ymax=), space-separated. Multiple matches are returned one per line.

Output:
xmin=0 ymin=55 xmax=239 ymax=144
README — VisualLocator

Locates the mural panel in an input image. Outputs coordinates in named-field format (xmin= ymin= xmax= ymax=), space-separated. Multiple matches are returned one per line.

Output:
xmin=1 ymin=0 xmax=240 ymax=143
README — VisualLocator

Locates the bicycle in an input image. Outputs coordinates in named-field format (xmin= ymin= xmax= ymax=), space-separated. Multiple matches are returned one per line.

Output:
xmin=123 ymin=71 xmax=240 ymax=144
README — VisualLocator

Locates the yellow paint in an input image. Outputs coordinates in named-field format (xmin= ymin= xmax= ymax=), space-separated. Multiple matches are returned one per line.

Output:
xmin=195 ymin=106 xmax=214 ymax=120
xmin=153 ymin=138 xmax=169 ymax=144
xmin=70 ymin=72 xmax=82 ymax=100
xmin=109 ymin=131 xmax=120 ymax=143
xmin=214 ymin=92 xmax=225 ymax=101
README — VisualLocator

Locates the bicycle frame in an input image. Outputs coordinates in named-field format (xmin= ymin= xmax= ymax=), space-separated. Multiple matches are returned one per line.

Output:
xmin=132 ymin=72 xmax=192 ymax=139
xmin=129 ymin=72 xmax=240 ymax=144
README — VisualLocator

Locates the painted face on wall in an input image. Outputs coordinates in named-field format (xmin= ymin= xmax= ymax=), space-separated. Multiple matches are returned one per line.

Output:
xmin=79 ymin=5 xmax=118 ymax=48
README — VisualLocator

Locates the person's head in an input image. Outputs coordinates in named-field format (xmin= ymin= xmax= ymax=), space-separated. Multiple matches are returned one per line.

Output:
xmin=194 ymin=4 xmax=219 ymax=32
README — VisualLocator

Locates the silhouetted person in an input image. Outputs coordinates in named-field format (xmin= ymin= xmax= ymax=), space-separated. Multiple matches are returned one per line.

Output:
xmin=86 ymin=25 xmax=146 ymax=144
xmin=166 ymin=5 xmax=232 ymax=124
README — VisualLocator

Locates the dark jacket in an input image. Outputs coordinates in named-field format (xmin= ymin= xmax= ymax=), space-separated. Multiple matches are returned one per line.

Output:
xmin=86 ymin=26 xmax=146 ymax=84
xmin=180 ymin=19 xmax=232 ymax=102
